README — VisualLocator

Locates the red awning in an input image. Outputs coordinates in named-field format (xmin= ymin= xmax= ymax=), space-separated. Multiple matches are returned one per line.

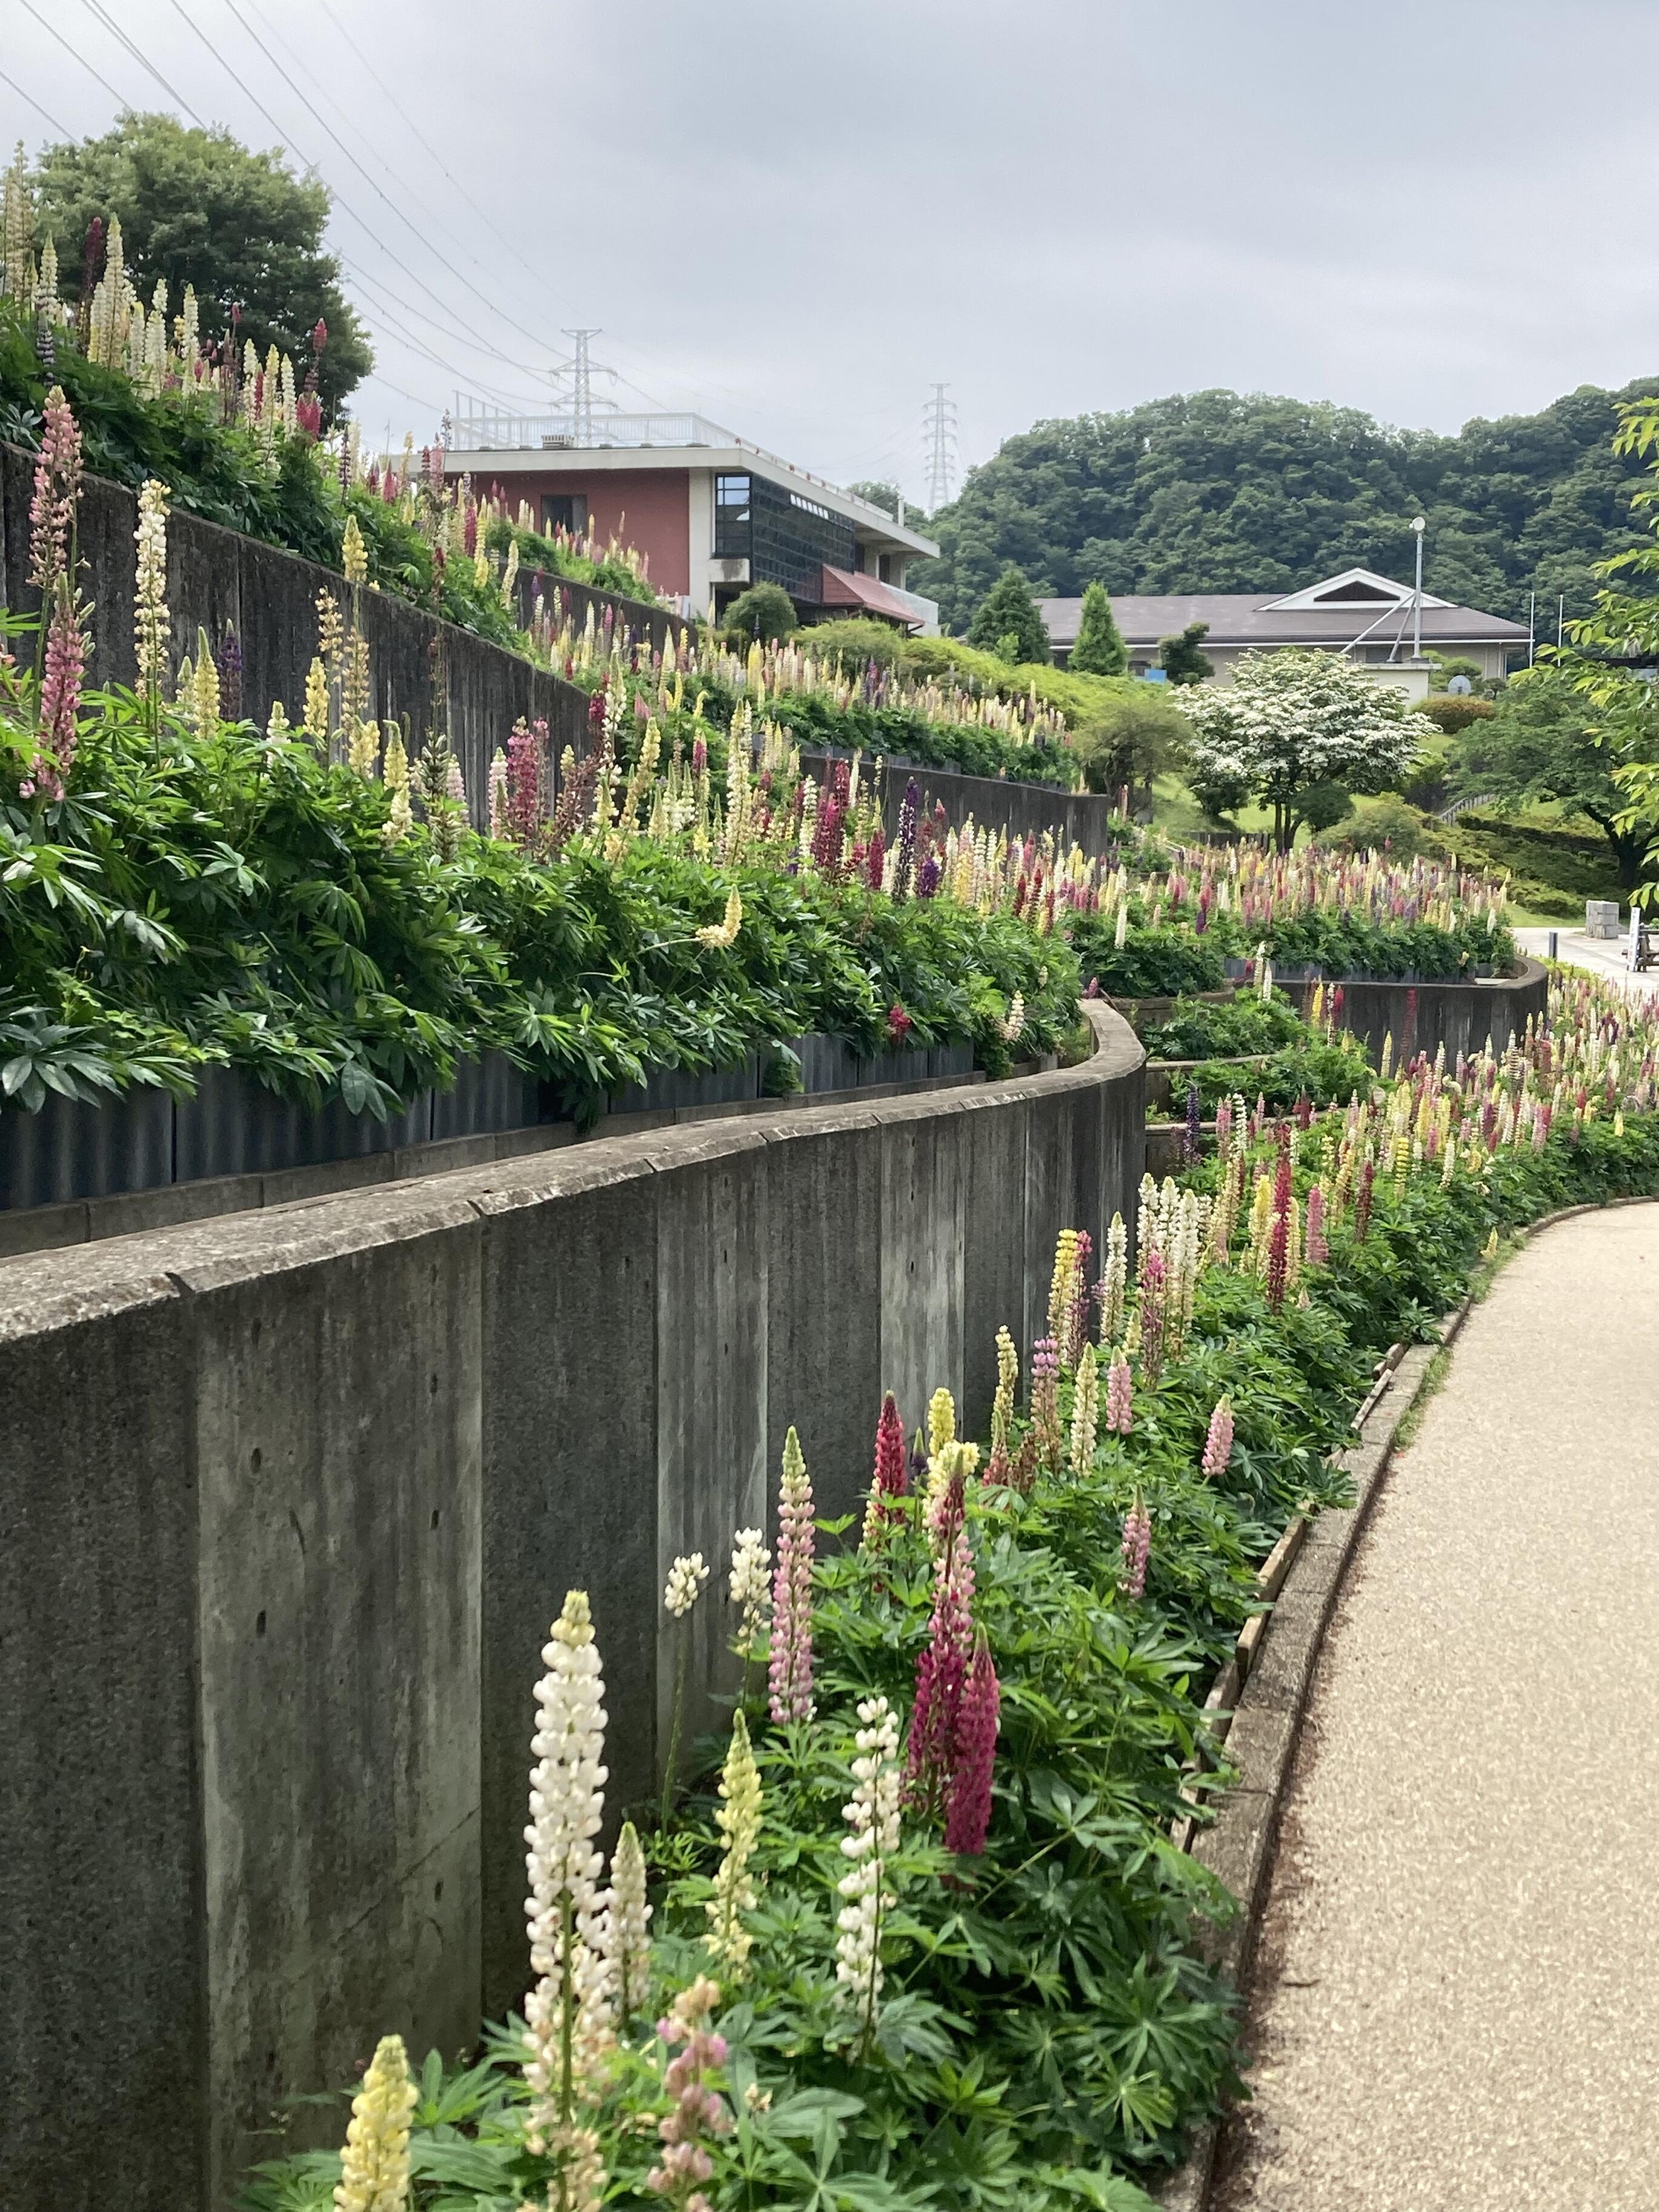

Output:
xmin=818 ymin=565 xmax=924 ymax=628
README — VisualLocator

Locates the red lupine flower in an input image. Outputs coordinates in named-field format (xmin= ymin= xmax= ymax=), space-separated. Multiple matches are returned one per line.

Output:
xmin=943 ymin=1633 xmax=1000 ymax=1856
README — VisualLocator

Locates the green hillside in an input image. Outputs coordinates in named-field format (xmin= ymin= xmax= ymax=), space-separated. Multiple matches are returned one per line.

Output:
xmin=914 ymin=380 xmax=1659 ymax=636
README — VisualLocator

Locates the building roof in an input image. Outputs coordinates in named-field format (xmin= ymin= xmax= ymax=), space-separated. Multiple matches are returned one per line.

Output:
xmin=444 ymin=405 xmax=939 ymax=560
xmin=1037 ymin=573 xmax=1529 ymax=652
xmin=819 ymin=565 xmax=929 ymax=629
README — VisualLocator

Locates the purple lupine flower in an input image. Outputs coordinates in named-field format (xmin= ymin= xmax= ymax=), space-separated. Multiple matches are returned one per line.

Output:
xmin=1119 ymin=1495 xmax=1151 ymax=1601
xmin=892 ymin=777 xmax=920 ymax=901
xmin=917 ymin=852 xmax=940 ymax=900
xmin=1200 ymin=1397 xmax=1234 ymax=1481
xmin=943 ymin=1632 xmax=1000 ymax=1856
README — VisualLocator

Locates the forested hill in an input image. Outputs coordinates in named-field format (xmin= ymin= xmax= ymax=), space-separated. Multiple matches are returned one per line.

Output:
xmin=911 ymin=380 xmax=1659 ymax=636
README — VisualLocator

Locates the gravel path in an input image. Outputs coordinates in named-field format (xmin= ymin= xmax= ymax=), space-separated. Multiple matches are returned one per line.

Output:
xmin=1215 ymin=1203 xmax=1659 ymax=2212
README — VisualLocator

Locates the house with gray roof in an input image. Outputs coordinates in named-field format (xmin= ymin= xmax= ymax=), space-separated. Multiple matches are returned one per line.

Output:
xmin=1038 ymin=568 xmax=1529 ymax=695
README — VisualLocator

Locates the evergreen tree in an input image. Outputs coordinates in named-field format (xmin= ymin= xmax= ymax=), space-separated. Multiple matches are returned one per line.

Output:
xmin=1067 ymin=581 xmax=1128 ymax=675
xmin=965 ymin=565 xmax=1051 ymax=664
xmin=1159 ymin=622 xmax=1214 ymax=685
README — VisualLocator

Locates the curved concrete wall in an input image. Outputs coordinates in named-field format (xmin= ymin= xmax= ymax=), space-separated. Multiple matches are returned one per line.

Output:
xmin=0 ymin=1004 xmax=1145 ymax=2212
xmin=1329 ymin=957 xmax=1549 ymax=1068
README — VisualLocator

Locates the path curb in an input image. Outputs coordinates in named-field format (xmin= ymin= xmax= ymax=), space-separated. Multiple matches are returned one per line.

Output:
xmin=1152 ymin=1192 xmax=1659 ymax=2212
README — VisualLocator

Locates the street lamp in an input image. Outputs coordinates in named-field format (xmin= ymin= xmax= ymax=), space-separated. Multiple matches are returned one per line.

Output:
xmin=1411 ymin=515 xmax=1426 ymax=662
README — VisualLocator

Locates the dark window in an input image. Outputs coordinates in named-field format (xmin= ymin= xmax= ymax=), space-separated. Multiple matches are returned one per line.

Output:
xmin=747 ymin=474 xmax=856 ymax=602
xmin=714 ymin=473 xmax=751 ymax=557
xmin=540 ymin=493 xmax=588 ymax=536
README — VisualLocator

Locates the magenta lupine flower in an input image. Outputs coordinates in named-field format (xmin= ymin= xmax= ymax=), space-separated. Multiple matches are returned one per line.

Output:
xmin=865 ymin=826 xmax=886 ymax=891
xmin=811 ymin=795 xmax=846 ymax=878
xmin=1119 ymin=1496 xmax=1151 ymax=1601
xmin=862 ymin=1390 xmax=909 ymax=1551
xmin=1266 ymin=1203 xmax=1290 ymax=1311
xmin=1105 ymin=1355 xmax=1133 ymax=1435
xmin=1306 ymin=1183 xmax=1328 ymax=1266
xmin=768 ymin=1429 xmax=816 ymax=1724
xmin=906 ymin=1522 xmax=976 ymax=1815
xmin=504 ymin=717 xmax=545 ymax=846
xmin=1200 ymin=1397 xmax=1234 ymax=1481
xmin=943 ymin=1632 xmax=1000 ymax=1856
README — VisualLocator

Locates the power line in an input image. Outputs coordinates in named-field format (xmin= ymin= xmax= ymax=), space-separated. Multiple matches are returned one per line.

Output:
xmin=18 ymin=0 xmax=129 ymax=112
xmin=77 ymin=0 xmax=209 ymax=127
xmin=0 ymin=65 xmax=70 ymax=137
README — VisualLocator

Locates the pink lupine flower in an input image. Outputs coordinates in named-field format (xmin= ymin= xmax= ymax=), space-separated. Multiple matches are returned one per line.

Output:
xmin=861 ymin=1392 xmax=908 ymax=1552
xmin=943 ymin=1632 xmax=1000 ymax=1856
xmin=1119 ymin=1495 xmax=1151 ymax=1601
xmin=1200 ymin=1397 xmax=1234 ymax=1481
xmin=647 ymin=1976 xmax=731 ymax=2209
xmin=768 ymin=1429 xmax=816 ymax=1724
xmin=1105 ymin=1355 xmax=1133 ymax=1435
xmin=864 ymin=827 xmax=886 ymax=891
xmin=505 ymin=717 xmax=545 ymax=846
xmin=1139 ymin=1252 xmax=1167 ymax=1384
xmin=35 ymin=587 xmax=85 ymax=796
xmin=1305 ymin=1183 xmax=1328 ymax=1266
xmin=28 ymin=387 xmax=82 ymax=598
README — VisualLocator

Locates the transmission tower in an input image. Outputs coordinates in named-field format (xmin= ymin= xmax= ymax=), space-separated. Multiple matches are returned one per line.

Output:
xmin=923 ymin=383 xmax=959 ymax=514
xmin=554 ymin=328 xmax=617 ymax=446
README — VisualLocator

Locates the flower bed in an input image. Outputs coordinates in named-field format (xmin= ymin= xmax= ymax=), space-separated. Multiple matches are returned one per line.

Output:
xmin=239 ymin=974 xmax=1659 ymax=2212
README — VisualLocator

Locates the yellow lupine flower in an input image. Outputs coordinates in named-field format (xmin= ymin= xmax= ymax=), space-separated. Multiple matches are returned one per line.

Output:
xmin=334 ymin=2033 xmax=417 ymax=2212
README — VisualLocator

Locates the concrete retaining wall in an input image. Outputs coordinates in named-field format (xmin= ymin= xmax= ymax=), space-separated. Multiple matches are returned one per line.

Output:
xmin=1328 ymin=957 xmax=1549 ymax=1068
xmin=800 ymin=746 xmax=1126 ymax=858
xmin=0 ymin=1003 xmax=1145 ymax=2212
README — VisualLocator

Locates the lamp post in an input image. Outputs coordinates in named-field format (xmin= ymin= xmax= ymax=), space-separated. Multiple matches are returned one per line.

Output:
xmin=1411 ymin=515 xmax=1426 ymax=662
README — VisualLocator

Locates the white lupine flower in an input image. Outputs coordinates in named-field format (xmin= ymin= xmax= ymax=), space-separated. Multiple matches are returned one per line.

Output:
xmin=596 ymin=1819 xmax=652 ymax=2029
xmin=834 ymin=1695 xmax=903 ymax=2041
xmin=728 ymin=1527 xmax=772 ymax=1657
xmin=133 ymin=477 xmax=170 ymax=716
xmin=664 ymin=1552 xmax=710 ymax=1618
xmin=522 ymin=1590 xmax=613 ymax=2176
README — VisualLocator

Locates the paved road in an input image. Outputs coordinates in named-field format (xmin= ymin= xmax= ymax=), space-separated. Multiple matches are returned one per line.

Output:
xmin=1215 ymin=1204 xmax=1659 ymax=2212
xmin=1515 ymin=925 xmax=1659 ymax=999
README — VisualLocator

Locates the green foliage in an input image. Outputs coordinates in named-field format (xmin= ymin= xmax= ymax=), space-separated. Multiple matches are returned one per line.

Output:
xmin=725 ymin=582 xmax=799 ymax=645
xmin=1456 ymin=664 xmax=1655 ymax=889
xmin=1072 ymin=685 xmax=1191 ymax=798
xmin=799 ymin=617 xmax=906 ymax=670
xmin=1157 ymin=624 xmax=1212 ymax=687
xmin=967 ymin=565 xmax=1051 ymax=666
xmin=1415 ymin=692 xmax=1494 ymax=736
xmin=1139 ymin=993 xmax=1309 ymax=1061
xmin=911 ymin=381 xmax=1659 ymax=635
xmin=1312 ymin=794 xmax=1447 ymax=860
xmin=1442 ymin=811 xmax=1623 ymax=917
xmin=846 ymin=479 xmax=902 ymax=518
xmin=1258 ymin=904 xmax=1510 ymax=978
xmin=1293 ymin=782 xmax=1352 ymax=834
xmin=33 ymin=113 xmax=371 ymax=413
xmin=1179 ymin=1034 xmax=1371 ymax=1115
xmin=1068 ymin=582 xmax=1129 ymax=676
xmin=1072 ymin=923 xmax=1227 ymax=1000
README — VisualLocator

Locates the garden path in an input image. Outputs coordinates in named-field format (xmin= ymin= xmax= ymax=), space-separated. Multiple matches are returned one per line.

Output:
xmin=1214 ymin=1201 xmax=1659 ymax=2212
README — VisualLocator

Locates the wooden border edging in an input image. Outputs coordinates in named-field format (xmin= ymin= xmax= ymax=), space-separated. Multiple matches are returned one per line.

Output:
xmin=1154 ymin=1192 xmax=1659 ymax=2212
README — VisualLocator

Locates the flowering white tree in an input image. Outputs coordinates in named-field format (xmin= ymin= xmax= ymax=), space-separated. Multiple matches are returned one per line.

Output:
xmin=1182 ymin=648 xmax=1434 ymax=849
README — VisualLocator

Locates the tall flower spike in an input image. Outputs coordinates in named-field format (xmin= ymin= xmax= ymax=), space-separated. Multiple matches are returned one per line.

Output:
xmin=1201 ymin=1397 xmax=1234 ymax=1481
xmin=768 ymin=1427 xmax=816 ymax=1723
xmin=522 ymin=1591 xmax=612 ymax=2210
xmin=646 ymin=1977 xmax=731 ymax=2210
xmin=133 ymin=477 xmax=171 ymax=725
xmin=597 ymin=1819 xmax=652 ymax=2031
xmin=1119 ymin=1495 xmax=1151 ymax=1602
xmin=727 ymin=1529 xmax=771 ymax=1659
xmin=703 ymin=1709 xmax=762 ymax=1976
xmin=334 ymin=2033 xmax=417 ymax=2212
xmin=1105 ymin=1351 xmax=1134 ymax=1435
xmin=861 ymin=1391 xmax=909 ymax=1551
xmin=1068 ymin=1341 xmax=1099 ymax=1476
xmin=926 ymin=1386 xmax=956 ymax=1456
xmin=905 ymin=1513 xmax=975 ymax=1816
xmin=943 ymin=1632 xmax=1000 ymax=1858
xmin=835 ymin=1693 xmax=903 ymax=2042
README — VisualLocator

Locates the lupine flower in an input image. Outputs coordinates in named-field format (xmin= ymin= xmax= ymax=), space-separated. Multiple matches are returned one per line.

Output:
xmin=1008 ymin=1430 xmax=1040 ymax=1494
xmin=1119 ymin=1495 xmax=1151 ymax=1601
xmin=891 ymin=776 xmax=920 ymax=898
xmin=835 ymin=1693 xmax=902 ymax=2041
xmin=505 ymin=716 xmax=544 ymax=845
xmin=665 ymin=1553 xmax=710 ymax=1618
xmin=27 ymin=386 xmax=81 ymax=600
xmin=861 ymin=1392 xmax=909 ymax=1550
xmin=988 ymin=1327 xmax=1019 ymax=1458
xmin=927 ymin=1386 xmax=956 ymax=1456
xmin=342 ymin=511 xmax=368 ymax=584
xmin=1185 ymin=1081 xmax=1202 ymax=1163
xmin=906 ymin=1510 xmax=975 ymax=1816
xmin=522 ymin=1592 xmax=613 ymax=2208
xmin=597 ymin=1819 xmax=652 ymax=2031
xmin=944 ymin=1632 xmax=1000 ymax=1856
xmin=1029 ymin=1335 xmax=1063 ymax=1471
xmin=1068 ymin=1341 xmax=1099 ymax=1476
xmin=36 ymin=582 xmax=85 ymax=796
xmin=696 ymin=889 xmax=743 ymax=949
xmin=1201 ymin=1396 xmax=1234 ymax=1480
xmin=768 ymin=1427 xmax=816 ymax=1723
xmin=1097 ymin=1213 xmax=1128 ymax=1345
xmin=703 ymin=1709 xmax=762 ymax=1976
xmin=134 ymin=477 xmax=171 ymax=722
xmin=1139 ymin=1252 xmax=1167 ymax=1384
xmin=1105 ymin=1352 xmax=1133 ymax=1436
xmin=647 ymin=1976 xmax=731 ymax=2211
xmin=334 ymin=2033 xmax=417 ymax=2212
xmin=727 ymin=1529 xmax=771 ymax=1658
xmin=1305 ymin=1183 xmax=1328 ymax=1266
xmin=1355 ymin=1157 xmax=1375 ymax=1243
xmin=1265 ymin=1203 xmax=1290 ymax=1311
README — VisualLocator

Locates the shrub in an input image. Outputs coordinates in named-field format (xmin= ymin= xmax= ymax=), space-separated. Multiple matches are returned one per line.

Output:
xmin=965 ymin=563 xmax=1051 ymax=665
xmin=1071 ymin=920 xmax=1227 ymax=998
xmin=723 ymin=582 xmax=798 ymax=645
xmin=1416 ymin=693 xmax=1494 ymax=736
xmin=1140 ymin=993 xmax=1308 ymax=1061
xmin=1314 ymin=793 xmax=1448 ymax=861
xmin=794 ymin=616 xmax=905 ymax=669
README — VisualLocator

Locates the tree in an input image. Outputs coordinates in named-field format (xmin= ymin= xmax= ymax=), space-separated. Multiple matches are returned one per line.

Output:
xmin=1159 ymin=621 xmax=1213 ymax=686
xmin=908 ymin=381 xmax=1659 ymax=636
xmin=724 ymin=581 xmax=797 ymax=645
xmin=1067 ymin=581 xmax=1128 ymax=675
xmin=1182 ymin=648 xmax=1433 ymax=850
xmin=1468 ymin=670 xmax=1657 ymax=889
xmin=846 ymin=479 xmax=902 ymax=519
xmin=33 ymin=113 xmax=371 ymax=414
xmin=1071 ymin=684 xmax=1189 ymax=799
xmin=965 ymin=564 xmax=1050 ymax=665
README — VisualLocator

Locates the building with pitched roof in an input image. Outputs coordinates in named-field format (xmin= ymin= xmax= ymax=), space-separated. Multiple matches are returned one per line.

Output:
xmin=1039 ymin=569 xmax=1529 ymax=694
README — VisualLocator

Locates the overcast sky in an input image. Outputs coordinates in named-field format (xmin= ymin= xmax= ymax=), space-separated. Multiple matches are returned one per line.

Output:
xmin=4 ymin=0 xmax=1652 ymax=503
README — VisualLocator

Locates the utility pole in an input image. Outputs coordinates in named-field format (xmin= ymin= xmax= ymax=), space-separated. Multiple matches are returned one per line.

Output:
xmin=1558 ymin=596 xmax=1565 ymax=651
xmin=1528 ymin=590 xmax=1535 ymax=667
xmin=924 ymin=383 xmax=959 ymax=515
xmin=1411 ymin=515 xmax=1426 ymax=660
xmin=556 ymin=328 xmax=617 ymax=447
